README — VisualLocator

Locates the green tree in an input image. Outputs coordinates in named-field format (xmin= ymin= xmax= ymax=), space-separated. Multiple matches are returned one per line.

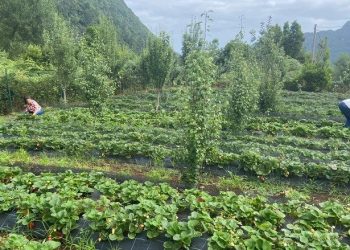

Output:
xmin=282 ymin=21 xmax=305 ymax=61
xmin=182 ymin=20 xmax=205 ymax=61
xmin=44 ymin=14 xmax=78 ymax=104
xmin=78 ymin=39 xmax=113 ymax=114
xmin=85 ymin=16 xmax=120 ymax=91
xmin=181 ymin=51 xmax=221 ymax=186
xmin=140 ymin=32 xmax=173 ymax=111
xmin=227 ymin=40 xmax=259 ymax=131
xmin=255 ymin=22 xmax=286 ymax=113
xmin=270 ymin=24 xmax=283 ymax=46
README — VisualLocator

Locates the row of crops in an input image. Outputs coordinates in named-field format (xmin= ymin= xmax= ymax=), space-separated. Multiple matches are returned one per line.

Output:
xmin=0 ymin=91 xmax=350 ymax=183
xmin=1 ymin=166 xmax=350 ymax=249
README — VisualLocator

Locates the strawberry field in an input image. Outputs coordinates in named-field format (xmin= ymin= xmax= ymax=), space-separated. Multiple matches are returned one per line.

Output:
xmin=0 ymin=166 xmax=350 ymax=250
xmin=0 ymin=90 xmax=349 ymax=183
xmin=1 ymin=90 xmax=350 ymax=249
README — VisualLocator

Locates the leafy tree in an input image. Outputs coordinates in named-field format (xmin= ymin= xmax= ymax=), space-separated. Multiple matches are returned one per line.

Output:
xmin=78 ymin=39 xmax=113 ymax=115
xmin=140 ymin=32 xmax=173 ymax=111
xmin=182 ymin=20 xmax=205 ymax=61
xmin=85 ymin=16 xmax=120 ymax=90
xmin=270 ymin=24 xmax=283 ymax=46
xmin=207 ymin=38 xmax=221 ymax=64
xmin=44 ymin=14 xmax=78 ymax=104
xmin=255 ymin=21 xmax=285 ymax=113
xmin=282 ymin=21 xmax=305 ymax=61
xmin=181 ymin=51 xmax=221 ymax=186
xmin=218 ymin=36 xmax=255 ymax=75
xmin=226 ymin=40 xmax=259 ymax=131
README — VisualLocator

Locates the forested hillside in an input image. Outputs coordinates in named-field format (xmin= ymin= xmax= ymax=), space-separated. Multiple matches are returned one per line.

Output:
xmin=0 ymin=0 xmax=150 ymax=55
xmin=56 ymin=0 xmax=150 ymax=52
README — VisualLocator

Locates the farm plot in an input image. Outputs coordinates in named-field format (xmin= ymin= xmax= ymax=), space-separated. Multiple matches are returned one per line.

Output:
xmin=0 ymin=90 xmax=350 ymax=183
xmin=0 ymin=166 xmax=350 ymax=249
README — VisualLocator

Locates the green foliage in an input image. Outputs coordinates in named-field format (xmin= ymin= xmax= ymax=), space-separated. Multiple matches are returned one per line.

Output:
xmin=117 ymin=57 xmax=142 ymax=91
xmin=256 ymin=21 xmax=286 ymax=113
xmin=298 ymin=63 xmax=332 ymax=92
xmin=283 ymin=58 xmax=303 ymax=91
xmin=1 ymin=234 xmax=61 ymax=250
xmin=85 ymin=16 xmax=119 ymax=80
xmin=1 ymin=168 xmax=350 ymax=249
xmin=44 ymin=14 xmax=78 ymax=104
xmin=181 ymin=51 xmax=221 ymax=186
xmin=226 ymin=40 xmax=259 ymax=131
xmin=218 ymin=37 xmax=255 ymax=75
xmin=140 ymin=32 xmax=173 ymax=110
xmin=182 ymin=20 xmax=205 ymax=61
xmin=56 ymin=0 xmax=150 ymax=52
xmin=78 ymin=39 xmax=113 ymax=114
xmin=0 ymin=59 xmax=14 ymax=114
xmin=0 ymin=51 xmax=56 ymax=114
xmin=296 ymin=38 xmax=332 ymax=92
xmin=282 ymin=21 xmax=305 ymax=61
xmin=334 ymin=53 xmax=350 ymax=90
xmin=0 ymin=0 xmax=55 ymax=57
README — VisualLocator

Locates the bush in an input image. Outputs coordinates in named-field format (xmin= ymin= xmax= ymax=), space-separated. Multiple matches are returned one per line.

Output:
xmin=298 ymin=63 xmax=332 ymax=92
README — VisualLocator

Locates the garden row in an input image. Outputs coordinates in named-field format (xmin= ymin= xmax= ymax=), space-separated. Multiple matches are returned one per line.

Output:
xmin=1 ymin=166 xmax=350 ymax=249
xmin=1 ymin=126 xmax=350 ymax=184
xmin=1 ymin=90 xmax=350 ymax=184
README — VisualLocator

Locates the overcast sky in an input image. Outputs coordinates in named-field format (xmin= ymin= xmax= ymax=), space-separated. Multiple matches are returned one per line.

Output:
xmin=124 ymin=0 xmax=350 ymax=52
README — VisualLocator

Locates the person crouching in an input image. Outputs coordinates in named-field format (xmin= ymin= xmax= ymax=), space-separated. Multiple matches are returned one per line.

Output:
xmin=339 ymin=99 xmax=350 ymax=128
xmin=24 ymin=96 xmax=44 ymax=116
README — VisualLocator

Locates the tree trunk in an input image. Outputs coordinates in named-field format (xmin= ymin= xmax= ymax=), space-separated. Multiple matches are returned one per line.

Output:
xmin=156 ymin=90 xmax=161 ymax=112
xmin=62 ymin=87 xmax=67 ymax=105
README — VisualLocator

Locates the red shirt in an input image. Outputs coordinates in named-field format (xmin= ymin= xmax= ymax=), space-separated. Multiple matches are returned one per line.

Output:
xmin=25 ymin=100 xmax=41 ymax=113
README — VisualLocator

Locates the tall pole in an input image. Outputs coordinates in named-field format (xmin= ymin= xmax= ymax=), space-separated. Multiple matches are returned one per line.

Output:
xmin=312 ymin=24 xmax=317 ymax=63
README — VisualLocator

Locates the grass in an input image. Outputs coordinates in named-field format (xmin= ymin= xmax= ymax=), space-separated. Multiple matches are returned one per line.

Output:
xmin=1 ymin=149 xmax=349 ymax=204
xmin=0 ymin=116 xmax=7 ymax=125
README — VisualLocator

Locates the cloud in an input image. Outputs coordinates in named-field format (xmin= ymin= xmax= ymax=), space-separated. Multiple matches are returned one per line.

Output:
xmin=125 ymin=0 xmax=350 ymax=51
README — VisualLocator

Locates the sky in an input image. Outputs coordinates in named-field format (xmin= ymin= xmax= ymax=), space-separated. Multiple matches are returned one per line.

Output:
xmin=124 ymin=0 xmax=350 ymax=52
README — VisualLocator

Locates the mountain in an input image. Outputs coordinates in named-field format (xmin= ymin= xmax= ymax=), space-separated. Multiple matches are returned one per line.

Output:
xmin=56 ymin=0 xmax=150 ymax=52
xmin=0 ymin=0 xmax=150 ymax=54
xmin=304 ymin=21 xmax=350 ymax=62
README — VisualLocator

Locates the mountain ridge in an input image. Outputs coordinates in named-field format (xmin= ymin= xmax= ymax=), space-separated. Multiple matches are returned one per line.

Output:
xmin=304 ymin=21 xmax=350 ymax=62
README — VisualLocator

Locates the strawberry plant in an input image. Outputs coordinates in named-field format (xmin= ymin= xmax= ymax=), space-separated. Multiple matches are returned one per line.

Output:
xmin=164 ymin=221 xmax=202 ymax=250
xmin=0 ymin=233 xmax=61 ymax=250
